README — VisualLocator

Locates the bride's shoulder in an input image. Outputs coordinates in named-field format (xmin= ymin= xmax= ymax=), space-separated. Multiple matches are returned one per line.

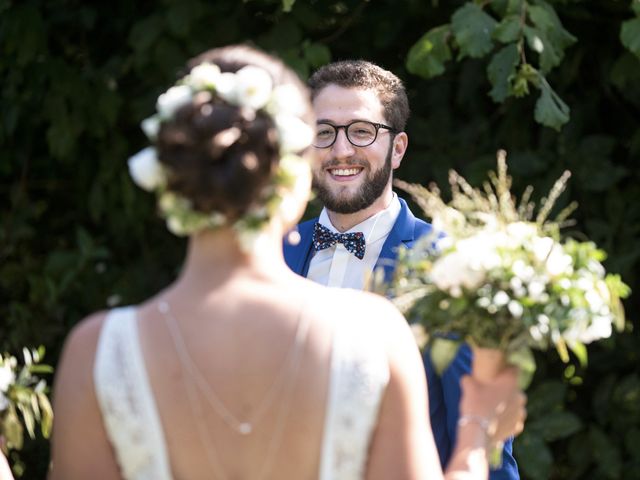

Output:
xmin=56 ymin=306 xmax=136 ymax=387
xmin=52 ymin=310 xmax=110 ymax=428
xmin=61 ymin=310 xmax=110 ymax=359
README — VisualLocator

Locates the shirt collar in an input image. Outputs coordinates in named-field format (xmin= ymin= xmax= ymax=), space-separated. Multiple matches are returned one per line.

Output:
xmin=319 ymin=192 xmax=402 ymax=244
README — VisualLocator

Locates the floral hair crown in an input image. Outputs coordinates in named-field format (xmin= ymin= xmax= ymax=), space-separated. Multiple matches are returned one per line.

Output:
xmin=127 ymin=62 xmax=314 ymax=239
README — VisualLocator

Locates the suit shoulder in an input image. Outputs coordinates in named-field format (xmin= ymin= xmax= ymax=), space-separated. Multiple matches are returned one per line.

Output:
xmin=298 ymin=217 xmax=318 ymax=229
xmin=408 ymin=212 xmax=432 ymax=239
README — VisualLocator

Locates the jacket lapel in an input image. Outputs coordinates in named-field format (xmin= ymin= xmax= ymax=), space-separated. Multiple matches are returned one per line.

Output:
xmin=376 ymin=197 xmax=432 ymax=281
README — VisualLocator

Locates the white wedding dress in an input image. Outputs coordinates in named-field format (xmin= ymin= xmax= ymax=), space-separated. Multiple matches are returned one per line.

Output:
xmin=93 ymin=301 xmax=390 ymax=480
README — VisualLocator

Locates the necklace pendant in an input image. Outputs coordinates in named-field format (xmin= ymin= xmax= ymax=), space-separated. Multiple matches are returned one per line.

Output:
xmin=238 ymin=423 xmax=252 ymax=435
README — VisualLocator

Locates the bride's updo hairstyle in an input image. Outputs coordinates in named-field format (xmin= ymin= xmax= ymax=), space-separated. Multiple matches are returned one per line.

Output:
xmin=127 ymin=44 xmax=315 ymax=238
xmin=158 ymin=46 xmax=312 ymax=220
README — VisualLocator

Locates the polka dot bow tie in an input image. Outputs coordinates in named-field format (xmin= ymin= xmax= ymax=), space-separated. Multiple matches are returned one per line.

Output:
xmin=312 ymin=222 xmax=366 ymax=260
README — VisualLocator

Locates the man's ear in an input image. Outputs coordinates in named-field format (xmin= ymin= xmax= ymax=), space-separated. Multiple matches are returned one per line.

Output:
xmin=391 ymin=132 xmax=408 ymax=170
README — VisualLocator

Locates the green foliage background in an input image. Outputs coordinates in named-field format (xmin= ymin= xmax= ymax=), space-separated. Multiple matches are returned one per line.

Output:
xmin=1 ymin=0 xmax=638 ymax=478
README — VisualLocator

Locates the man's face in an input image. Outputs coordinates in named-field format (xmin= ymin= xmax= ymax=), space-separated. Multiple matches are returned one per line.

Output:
xmin=311 ymin=85 xmax=402 ymax=214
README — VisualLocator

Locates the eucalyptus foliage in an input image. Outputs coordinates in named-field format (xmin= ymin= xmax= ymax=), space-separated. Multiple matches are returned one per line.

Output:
xmin=1 ymin=0 xmax=638 ymax=478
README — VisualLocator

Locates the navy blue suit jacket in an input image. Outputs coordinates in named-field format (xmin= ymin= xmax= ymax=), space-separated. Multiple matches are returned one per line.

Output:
xmin=283 ymin=197 xmax=519 ymax=478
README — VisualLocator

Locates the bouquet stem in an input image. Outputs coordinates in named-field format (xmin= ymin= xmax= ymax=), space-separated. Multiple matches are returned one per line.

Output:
xmin=471 ymin=346 xmax=506 ymax=469
xmin=471 ymin=347 xmax=507 ymax=383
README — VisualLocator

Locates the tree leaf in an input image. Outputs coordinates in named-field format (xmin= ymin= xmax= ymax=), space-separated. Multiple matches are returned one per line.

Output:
xmin=523 ymin=26 xmax=558 ymax=74
xmin=165 ymin=2 xmax=196 ymax=38
xmin=513 ymin=431 xmax=553 ymax=480
xmin=487 ymin=43 xmax=520 ymax=102
xmin=3 ymin=5 xmax=47 ymax=66
xmin=527 ymin=3 xmax=555 ymax=30
xmin=303 ymin=42 xmax=331 ymax=69
xmin=451 ymin=3 xmax=497 ymax=59
xmin=282 ymin=0 xmax=296 ymax=12
xmin=507 ymin=345 xmax=536 ymax=389
xmin=612 ymin=373 xmax=640 ymax=414
xmin=258 ymin=18 xmax=303 ymax=51
xmin=279 ymin=49 xmax=309 ymax=79
xmin=46 ymin=109 xmax=78 ymax=159
xmin=128 ymin=14 xmax=165 ymax=53
xmin=568 ymin=341 xmax=587 ymax=367
xmin=506 ymin=0 xmax=524 ymax=15
xmin=610 ymin=52 xmax=640 ymax=106
xmin=526 ymin=3 xmax=576 ymax=73
xmin=493 ymin=14 xmax=522 ymax=43
xmin=621 ymin=17 xmax=640 ymax=59
xmin=567 ymin=432 xmax=593 ymax=477
xmin=406 ymin=25 xmax=452 ymax=79
xmin=529 ymin=2 xmax=576 ymax=48
xmin=526 ymin=380 xmax=566 ymax=417
xmin=527 ymin=411 xmax=583 ymax=441
xmin=625 ymin=427 xmax=640 ymax=460
xmin=534 ymin=80 xmax=570 ymax=130
xmin=429 ymin=337 xmax=461 ymax=375
xmin=589 ymin=426 xmax=622 ymax=479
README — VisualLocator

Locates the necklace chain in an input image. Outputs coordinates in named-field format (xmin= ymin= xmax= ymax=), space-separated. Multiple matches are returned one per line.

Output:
xmin=159 ymin=300 xmax=309 ymax=434
xmin=158 ymin=299 xmax=310 ymax=479
xmin=158 ymin=301 xmax=308 ymax=435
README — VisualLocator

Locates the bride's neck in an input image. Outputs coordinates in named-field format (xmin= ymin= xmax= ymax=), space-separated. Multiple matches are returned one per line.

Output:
xmin=175 ymin=224 xmax=290 ymax=294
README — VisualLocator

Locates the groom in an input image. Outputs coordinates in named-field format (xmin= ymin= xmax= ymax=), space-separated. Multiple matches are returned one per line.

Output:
xmin=284 ymin=60 xmax=519 ymax=478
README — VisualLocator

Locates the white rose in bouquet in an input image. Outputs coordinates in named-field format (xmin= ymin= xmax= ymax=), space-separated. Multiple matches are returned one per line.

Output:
xmin=388 ymin=150 xmax=630 ymax=389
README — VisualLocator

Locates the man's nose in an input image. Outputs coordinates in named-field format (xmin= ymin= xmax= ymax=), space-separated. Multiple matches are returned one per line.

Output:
xmin=331 ymin=128 xmax=356 ymax=158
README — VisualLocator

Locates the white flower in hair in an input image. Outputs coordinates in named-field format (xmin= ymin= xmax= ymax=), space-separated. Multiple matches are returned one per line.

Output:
xmin=214 ymin=72 xmax=239 ymax=104
xmin=188 ymin=63 xmax=222 ymax=89
xmin=128 ymin=147 xmax=166 ymax=191
xmin=167 ymin=216 xmax=189 ymax=236
xmin=130 ymin=61 xmax=315 ymax=243
xmin=141 ymin=115 xmax=161 ymax=140
xmin=267 ymin=84 xmax=308 ymax=117
xmin=157 ymin=85 xmax=193 ymax=118
xmin=234 ymin=65 xmax=273 ymax=110
xmin=275 ymin=114 xmax=315 ymax=153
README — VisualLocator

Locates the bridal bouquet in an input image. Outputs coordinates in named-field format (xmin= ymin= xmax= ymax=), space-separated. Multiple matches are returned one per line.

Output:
xmin=389 ymin=151 xmax=629 ymax=389
xmin=0 ymin=347 xmax=53 ymax=454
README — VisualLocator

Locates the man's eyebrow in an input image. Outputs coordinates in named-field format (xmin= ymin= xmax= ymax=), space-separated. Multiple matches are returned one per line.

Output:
xmin=316 ymin=118 xmax=369 ymax=124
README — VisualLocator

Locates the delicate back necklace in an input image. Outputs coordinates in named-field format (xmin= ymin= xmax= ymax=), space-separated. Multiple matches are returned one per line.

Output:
xmin=158 ymin=299 xmax=311 ymax=478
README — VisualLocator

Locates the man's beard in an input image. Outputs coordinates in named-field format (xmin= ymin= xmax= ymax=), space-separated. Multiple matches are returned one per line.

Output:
xmin=312 ymin=145 xmax=393 ymax=214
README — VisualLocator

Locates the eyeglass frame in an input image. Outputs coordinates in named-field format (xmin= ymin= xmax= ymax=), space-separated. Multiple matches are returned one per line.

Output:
xmin=312 ymin=120 xmax=398 ymax=148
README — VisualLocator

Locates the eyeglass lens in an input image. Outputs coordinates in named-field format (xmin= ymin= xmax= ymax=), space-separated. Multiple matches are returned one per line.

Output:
xmin=314 ymin=121 xmax=382 ymax=148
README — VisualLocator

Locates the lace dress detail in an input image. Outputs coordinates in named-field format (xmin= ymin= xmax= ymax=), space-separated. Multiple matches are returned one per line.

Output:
xmin=94 ymin=307 xmax=172 ymax=480
xmin=318 ymin=292 xmax=390 ymax=480
xmin=93 ymin=303 xmax=389 ymax=480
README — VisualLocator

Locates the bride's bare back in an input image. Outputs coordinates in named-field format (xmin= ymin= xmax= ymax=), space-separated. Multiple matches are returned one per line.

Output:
xmin=49 ymin=262 xmax=433 ymax=479
xmin=138 ymin=276 xmax=333 ymax=480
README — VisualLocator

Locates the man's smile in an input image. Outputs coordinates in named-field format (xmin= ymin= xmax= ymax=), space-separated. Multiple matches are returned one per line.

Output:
xmin=327 ymin=166 xmax=365 ymax=181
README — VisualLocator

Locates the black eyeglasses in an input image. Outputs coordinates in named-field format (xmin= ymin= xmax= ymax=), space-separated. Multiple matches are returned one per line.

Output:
xmin=313 ymin=120 xmax=397 ymax=148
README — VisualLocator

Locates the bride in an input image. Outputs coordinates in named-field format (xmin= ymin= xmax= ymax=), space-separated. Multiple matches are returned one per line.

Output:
xmin=48 ymin=44 xmax=525 ymax=480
